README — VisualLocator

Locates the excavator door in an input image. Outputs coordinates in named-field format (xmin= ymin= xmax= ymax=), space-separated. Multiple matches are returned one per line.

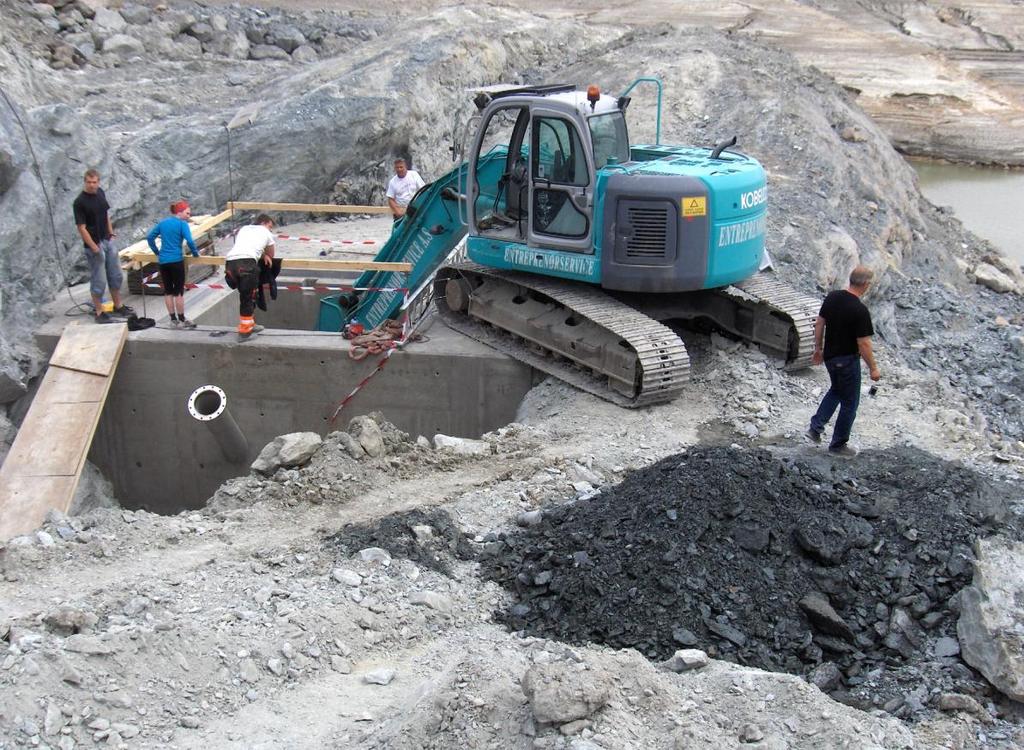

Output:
xmin=527 ymin=108 xmax=594 ymax=253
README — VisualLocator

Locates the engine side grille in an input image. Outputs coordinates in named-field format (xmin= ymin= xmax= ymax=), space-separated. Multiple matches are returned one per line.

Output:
xmin=625 ymin=205 xmax=670 ymax=259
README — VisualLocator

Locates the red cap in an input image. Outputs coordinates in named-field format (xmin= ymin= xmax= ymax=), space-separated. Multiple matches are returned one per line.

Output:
xmin=171 ymin=200 xmax=190 ymax=215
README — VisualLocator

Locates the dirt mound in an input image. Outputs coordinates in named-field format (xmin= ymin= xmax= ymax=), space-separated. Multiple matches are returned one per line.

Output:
xmin=476 ymin=445 xmax=1021 ymax=714
xmin=327 ymin=507 xmax=474 ymax=575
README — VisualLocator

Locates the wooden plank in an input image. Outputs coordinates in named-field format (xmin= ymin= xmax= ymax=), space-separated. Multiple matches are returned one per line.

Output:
xmin=116 ymin=254 xmax=412 ymax=273
xmin=0 ymin=323 xmax=127 ymax=540
xmin=229 ymin=201 xmax=391 ymax=215
xmin=33 ymin=366 xmax=109 ymax=404
xmin=2 ymin=400 xmax=100 ymax=477
xmin=48 ymin=321 xmax=128 ymax=377
xmin=0 ymin=476 xmax=79 ymax=541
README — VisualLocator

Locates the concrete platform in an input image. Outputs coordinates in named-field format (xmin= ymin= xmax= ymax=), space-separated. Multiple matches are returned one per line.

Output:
xmin=23 ymin=219 xmax=535 ymax=515
xmin=32 ymin=320 xmax=533 ymax=514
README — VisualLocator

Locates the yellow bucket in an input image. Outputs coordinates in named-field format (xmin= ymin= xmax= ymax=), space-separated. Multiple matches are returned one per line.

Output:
xmin=101 ymin=301 xmax=114 ymax=313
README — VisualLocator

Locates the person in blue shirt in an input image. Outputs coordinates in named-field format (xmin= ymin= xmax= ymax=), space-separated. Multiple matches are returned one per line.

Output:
xmin=147 ymin=200 xmax=199 ymax=328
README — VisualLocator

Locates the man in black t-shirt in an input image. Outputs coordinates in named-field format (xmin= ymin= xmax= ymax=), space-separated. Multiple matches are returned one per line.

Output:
xmin=73 ymin=168 xmax=132 ymax=323
xmin=806 ymin=265 xmax=881 ymax=457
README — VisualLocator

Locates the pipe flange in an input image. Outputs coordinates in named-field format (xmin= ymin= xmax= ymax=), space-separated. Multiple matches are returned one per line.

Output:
xmin=188 ymin=385 xmax=227 ymax=422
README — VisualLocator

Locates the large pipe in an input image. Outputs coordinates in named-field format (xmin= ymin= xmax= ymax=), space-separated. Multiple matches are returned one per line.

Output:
xmin=187 ymin=385 xmax=249 ymax=464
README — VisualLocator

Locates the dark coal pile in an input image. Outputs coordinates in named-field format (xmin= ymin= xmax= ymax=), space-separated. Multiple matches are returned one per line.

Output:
xmin=476 ymin=446 xmax=1022 ymax=715
xmin=326 ymin=507 xmax=474 ymax=575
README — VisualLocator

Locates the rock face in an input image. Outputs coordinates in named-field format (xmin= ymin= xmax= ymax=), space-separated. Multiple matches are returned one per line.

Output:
xmin=544 ymin=0 xmax=1024 ymax=166
xmin=957 ymin=536 xmax=1024 ymax=701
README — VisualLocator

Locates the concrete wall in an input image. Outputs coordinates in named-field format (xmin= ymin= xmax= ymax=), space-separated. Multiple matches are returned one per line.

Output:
xmin=72 ymin=324 xmax=533 ymax=514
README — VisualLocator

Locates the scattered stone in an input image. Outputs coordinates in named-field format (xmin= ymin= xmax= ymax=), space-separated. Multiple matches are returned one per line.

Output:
xmin=358 ymin=547 xmax=392 ymax=566
xmin=434 ymin=434 xmax=491 ymax=456
xmin=799 ymin=593 xmax=855 ymax=642
xmin=517 ymin=510 xmax=544 ymax=527
xmin=348 ymin=416 xmax=385 ymax=458
xmin=806 ymin=662 xmax=843 ymax=692
xmin=43 ymin=607 xmax=98 ymax=634
xmin=43 ymin=701 xmax=63 ymax=736
xmin=973 ymin=263 xmax=1016 ymax=293
xmin=937 ymin=692 xmax=989 ymax=719
xmin=332 ymin=568 xmax=362 ymax=586
xmin=933 ymin=636 xmax=960 ymax=658
xmin=331 ymin=655 xmax=353 ymax=673
xmin=95 ymin=690 xmax=132 ymax=709
xmin=267 ymin=658 xmax=286 ymax=676
xmin=521 ymin=661 xmax=611 ymax=725
xmin=239 ymin=658 xmax=259 ymax=683
xmin=64 ymin=634 xmax=113 ymax=655
xmin=363 ymin=668 xmax=396 ymax=685
xmin=660 ymin=649 xmax=709 ymax=672
xmin=408 ymin=590 xmax=453 ymax=613
xmin=740 ymin=724 xmax=764 ymax=743
xmin=252 ymin=432 xmax=322 ymax=475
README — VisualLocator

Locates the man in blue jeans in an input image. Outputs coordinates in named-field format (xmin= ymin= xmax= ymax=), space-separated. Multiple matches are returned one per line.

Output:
xmin=73 ymin=169 xmax=133 ymax=323
xmin=807 ymin=265 xmax=881 ymax=457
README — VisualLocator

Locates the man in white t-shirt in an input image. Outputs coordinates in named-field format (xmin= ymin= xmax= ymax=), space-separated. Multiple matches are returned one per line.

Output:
xmin=225 ymin=214 xmax=275 ymax=339
xmin=385 ymin=158 xmax=425 ymax=221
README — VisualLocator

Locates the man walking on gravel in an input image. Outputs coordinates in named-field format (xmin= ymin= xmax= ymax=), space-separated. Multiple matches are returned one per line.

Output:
xmin=806 ymin=265 xmax=881 ymax=457
xmin=73 ymin=169 xmax=133 ymax=323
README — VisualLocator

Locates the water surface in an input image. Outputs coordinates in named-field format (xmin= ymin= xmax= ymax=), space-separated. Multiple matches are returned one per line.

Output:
xmin=911 ymin=160 xmax=1024 ymax=265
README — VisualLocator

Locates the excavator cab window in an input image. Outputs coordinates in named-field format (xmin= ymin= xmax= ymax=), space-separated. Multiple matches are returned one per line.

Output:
xmin=531 ymin=116 xmax=589 ymax=239
xmin=588 ymin=112 xmax=630 ymax=169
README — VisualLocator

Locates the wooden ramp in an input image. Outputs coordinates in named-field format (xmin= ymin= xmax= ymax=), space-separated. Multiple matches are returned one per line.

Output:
xmin=0 ymin=322 xmax=127 ymax=540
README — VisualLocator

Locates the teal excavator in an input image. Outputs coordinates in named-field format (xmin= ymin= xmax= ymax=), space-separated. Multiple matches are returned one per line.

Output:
xmin=319 ymin=79 xmax=817 ymax=406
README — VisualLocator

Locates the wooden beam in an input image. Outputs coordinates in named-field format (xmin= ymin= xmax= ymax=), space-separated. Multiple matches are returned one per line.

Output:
xmin=229 ymin=201 xmax=391 ymax=215
xmin=192 ymin=207 xmax=234 ymax=235
xmin=118 ymin=253 xmax=412 ymax=273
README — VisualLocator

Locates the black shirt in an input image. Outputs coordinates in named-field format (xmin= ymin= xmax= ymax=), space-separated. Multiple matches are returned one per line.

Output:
xmin=73 ymin=188 xmax=111 ymax=246
xmin=819 ymin=289 xmax=874 ymax=360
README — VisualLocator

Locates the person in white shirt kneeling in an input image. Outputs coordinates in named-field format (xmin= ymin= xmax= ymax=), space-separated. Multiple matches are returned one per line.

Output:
xmin=225 ymin=214 xmax=276 ymax=340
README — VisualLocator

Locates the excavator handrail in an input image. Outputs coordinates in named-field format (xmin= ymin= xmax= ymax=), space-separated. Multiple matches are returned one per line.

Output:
xmin=619 ymin=76 xmax=662 ymax=145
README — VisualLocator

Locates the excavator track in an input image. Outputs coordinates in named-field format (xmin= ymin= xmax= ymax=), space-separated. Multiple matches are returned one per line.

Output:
xmin=435 ymin=263 xmax=690 ymax=408
xmin=726 ymin=272 xmax=819 ymax=371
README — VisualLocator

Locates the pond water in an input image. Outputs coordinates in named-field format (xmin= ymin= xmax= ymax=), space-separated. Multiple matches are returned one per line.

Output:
xmin=910 ymin=159 xmax=1024 ymax=265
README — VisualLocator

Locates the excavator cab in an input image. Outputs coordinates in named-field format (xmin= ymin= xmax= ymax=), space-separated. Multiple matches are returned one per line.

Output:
xmin=464 ymin=84 xmax=627 ymax=275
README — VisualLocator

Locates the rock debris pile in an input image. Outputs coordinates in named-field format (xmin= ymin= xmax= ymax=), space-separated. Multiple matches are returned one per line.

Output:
xmin=475 ymin=445 xmax=1022 ymax=718
xmin=29 ymin=0 xmax=384 ymax=70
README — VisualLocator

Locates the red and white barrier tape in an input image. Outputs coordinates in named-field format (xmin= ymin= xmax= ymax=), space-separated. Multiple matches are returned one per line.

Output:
xmin=330 ymin=347 xmax=396 ymax=423
xmin=142 ymin=281 xmax=409 ymax=293
xmin=275 ymin=234 xmax=377 ymax=247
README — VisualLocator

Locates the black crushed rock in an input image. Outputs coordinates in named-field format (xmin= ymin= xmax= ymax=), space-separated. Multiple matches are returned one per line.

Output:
xmin=326 ymin=507 xmax=474 ymax=575
xmin=475 ymin=445 xmax=1022 ymax=715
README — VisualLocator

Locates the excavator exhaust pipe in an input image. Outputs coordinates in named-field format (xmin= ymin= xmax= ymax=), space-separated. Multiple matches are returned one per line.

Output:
xmin=187 ymin=385 xmax=249 ymax=464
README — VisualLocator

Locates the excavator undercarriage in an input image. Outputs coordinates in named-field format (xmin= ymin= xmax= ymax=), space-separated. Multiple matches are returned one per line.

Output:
xmin=435 ymin=262 xmax=818 ymax=407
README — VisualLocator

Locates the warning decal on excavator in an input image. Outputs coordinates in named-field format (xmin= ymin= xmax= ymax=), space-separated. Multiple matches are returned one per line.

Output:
xmin=682 ymin=197 xmax=706 ymax=217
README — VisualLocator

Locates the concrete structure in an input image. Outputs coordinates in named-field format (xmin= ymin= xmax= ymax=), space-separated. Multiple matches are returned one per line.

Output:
xmin=33 ymin=322 xmax=533 ymax=514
